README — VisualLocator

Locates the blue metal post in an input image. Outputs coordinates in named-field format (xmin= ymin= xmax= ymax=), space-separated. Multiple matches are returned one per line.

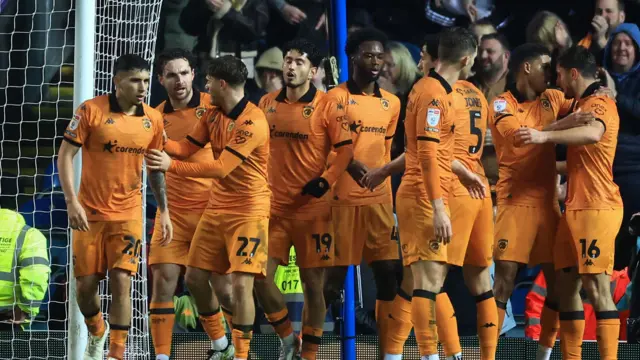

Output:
xmin=332 ymin=1 xmax=355 ymax=359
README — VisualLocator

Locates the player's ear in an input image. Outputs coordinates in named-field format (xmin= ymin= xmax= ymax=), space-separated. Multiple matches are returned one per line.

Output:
xmin=620 ymin=11 xmax=626 ymax=23
xmin=157 ymin=74 xmax=164 ymax=87
xmin=190 ymin=68 xmax=195 ymax=81
xmin=112 ymin=74 xmax=121 ymax=89
xmin=309 ymin=66 xmax=318 ymax=80
xmin=523 ymin=62 xmax=532 ymax=75
xmin=460 ymin=55 xmax=471 ymax=69
xmin=571 ymin=68 xmax=579 ymax=80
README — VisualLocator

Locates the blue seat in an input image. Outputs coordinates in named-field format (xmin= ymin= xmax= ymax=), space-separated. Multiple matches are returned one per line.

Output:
xmin=40 ymin=160 xmax=61 ymax=193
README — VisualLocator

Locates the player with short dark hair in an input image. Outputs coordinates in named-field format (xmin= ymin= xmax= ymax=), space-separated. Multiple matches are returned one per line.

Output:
xmin=384 ymin=27 xmax=477 ymax=360
xmin=146 ymin=55 xmax=270 ymax=360
xmin=517 ymin=45 xmax=623 ymax=359
xmin=322 ymin=27 xmax=403 ymax=357
xmin=254 ymin=37 xmax=354 ymax=360
xmin=58 ymin=53 xmax=170 ymax=360
xmin=149 ymin=48 xmax=235 ymax=360
xmin=489 ymin=43 xmax=594 ymax=360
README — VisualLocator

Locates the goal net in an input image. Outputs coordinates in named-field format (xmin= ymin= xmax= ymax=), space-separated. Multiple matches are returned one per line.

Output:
xmin=0 ymin=0 xmax=162 ymax=359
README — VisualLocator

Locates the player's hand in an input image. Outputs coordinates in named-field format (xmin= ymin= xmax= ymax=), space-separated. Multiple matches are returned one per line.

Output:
xmin=458 ymin=171 xmax=486 ymax=199
xmin=162 ymin=130 xmax=168 ymax=144
xmin=67 ymin=199 xmax=89 ymax=232
xmin=301 ymin=177 xmax=330 ymax=198
xmin=361 ymin=166 xmax=389 ymax=191
xmin=433 ymin=208 xmax=452 ymax=244
xmin=463 ymin=0 xmax=478 ymax=23
xmin=347 ymin=160 xmax=369 ymax=187
xmin=158 ymin=210 xmax=173 ymax=246
xmin=560 ymin=108 xmax=596 ymax=128
xmin=596 ymin=68 xmax=617 ymax=97
xmin=145 ymin=149 xmax=172 ymax=172
xmin=515 ymin=127 xmax=548 ymax=145
xmin=282 ymin=4 xmax=307 ymax=24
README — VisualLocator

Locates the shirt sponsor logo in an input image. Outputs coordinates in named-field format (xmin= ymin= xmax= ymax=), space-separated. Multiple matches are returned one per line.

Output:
xmin=103 ymin=140 xmax=145 ymax=155
xmin=349 ymin=120 xmax=387 ymax=135
xmin=269 ymin=125 xmax=309 ymax=140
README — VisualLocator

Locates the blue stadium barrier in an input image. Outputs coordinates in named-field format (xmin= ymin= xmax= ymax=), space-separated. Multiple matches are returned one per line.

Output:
xmin=40 ymin=161 xmax=61 ymax=193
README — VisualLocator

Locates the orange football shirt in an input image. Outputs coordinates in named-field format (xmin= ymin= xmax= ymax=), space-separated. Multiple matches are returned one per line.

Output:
xmin=63 ymin=93 xmax=164 ymax=221
xmin=489 ymin=87 xmax=574 ymax=206
xmin=399 ymin=69 xmax=455 ymax=204
xmin=451 ymin=80 xmax=490 ymax=197
xmin=156 ymin=89 xmax=213 ymax=210
xmin=327 ymin=79 xmax=400 ymax=206
xmin=260 ymin=86 xmax=352 ymax=220
xmin=176 ymin=97 xmax=271 ymax=216
xmin=565 ymin=82 xmax=623 ymax=210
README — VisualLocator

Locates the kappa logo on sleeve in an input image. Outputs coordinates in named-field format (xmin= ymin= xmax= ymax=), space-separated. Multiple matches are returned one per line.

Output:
xmin=426 ymin=108 xmax=440 ymax=127
xmin=493 ymin=99 xmax=507 ymax=113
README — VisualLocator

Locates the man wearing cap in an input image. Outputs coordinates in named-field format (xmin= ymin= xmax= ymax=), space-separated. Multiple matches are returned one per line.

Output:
xmin=245 ymin=47 xmax=284 ymax=105
xmin=0 ymin=209 xmax=50 ymax=330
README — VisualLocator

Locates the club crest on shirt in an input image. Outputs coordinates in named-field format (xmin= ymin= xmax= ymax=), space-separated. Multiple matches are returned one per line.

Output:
xmin=497 ymin=239 xmax=508 ymax=252
xmin=227 ymin=121 xmax=235 ymax=132
xmin=195 ymin=107 xmax=206 ymax=119
xmin=380 ymin=98 xmax=389 ymax=110
xmin=302 ymin=106 xmax=314 ymax=119
xmin=541 ymin=98 xmax=551 ymax=111
xmin=142 ymin=118 xmax=152 ymax=131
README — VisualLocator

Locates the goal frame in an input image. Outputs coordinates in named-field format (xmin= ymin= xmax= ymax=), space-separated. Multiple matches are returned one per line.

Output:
xmin=67 ymin=0 xmax=95 ymax=357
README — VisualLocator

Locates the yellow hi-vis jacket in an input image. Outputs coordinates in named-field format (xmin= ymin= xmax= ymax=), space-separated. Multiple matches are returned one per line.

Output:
xmin=0 ymin=209 xmax=50 ymax=319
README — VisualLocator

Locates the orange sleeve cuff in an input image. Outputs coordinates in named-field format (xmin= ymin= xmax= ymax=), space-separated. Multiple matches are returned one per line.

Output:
xmin=322 ymin=144 xmax=353 ymax=186
xmin=417 ymin=139 xmax=442 ymax=200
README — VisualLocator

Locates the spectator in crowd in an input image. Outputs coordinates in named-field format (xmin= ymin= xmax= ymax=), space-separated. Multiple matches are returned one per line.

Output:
xmin=469 ymin=32 xmax=510 ymax=199
xmin=425 ymin=0 xmax=494 ymax=28
xmin=602 ymin=23 xmax=640 ymax=270
xmin=469 ymin=18 xmax=498 ymax=44
xmin=348 ymin=8 xmax=375 ymax=34
xmin=578 ymin=0 xmax=626 ymax=63
xmin=245 ymin=47 xmax=284 ymax=105
xmin=179 ymin=0 xmax=269 ymax=90
xmin=526 ymin=11 xmax=573 ymax=54
xmin=264 ymin=0 xmax=327 ymax=51
xmin=470 ymin=32 xmax=510 ymax=102
xmin=312 ymin=58 xmax=327 ymax=92
xmin=379 ymin=41 xmax=421 ymax=160
xmin=0 ymin=209 xmax=50 ymax=331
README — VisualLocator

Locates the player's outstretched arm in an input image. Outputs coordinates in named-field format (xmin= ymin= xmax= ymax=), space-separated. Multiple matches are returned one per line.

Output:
xmin=163 ymin=137 xmax=204 ymax=160
xmin=451 ymin=159 xmax=486 ymax=199
xmin=57 ymin=141 xmax=89 ymax=232
xmin=543 ymin=109 xmax=596 ymax=131
xmin=517 ymin=120 xmax=605 ymax=146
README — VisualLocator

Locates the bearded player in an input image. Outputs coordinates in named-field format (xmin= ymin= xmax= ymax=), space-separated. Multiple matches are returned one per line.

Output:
xmin=149 ymin=49 xmax=235 ymax=360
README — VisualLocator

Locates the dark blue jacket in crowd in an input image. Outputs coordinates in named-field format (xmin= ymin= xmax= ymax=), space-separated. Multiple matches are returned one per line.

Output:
xmin=604 ymin=23 xmax=640 ymax=177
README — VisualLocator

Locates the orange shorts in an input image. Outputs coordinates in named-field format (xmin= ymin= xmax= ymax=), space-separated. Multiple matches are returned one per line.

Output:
xmin=397 ymin=195 xmax=448 ymax=267
xmin=73 ymin=219 xmax=143 ymax=277
xmin=553 ymin=208 xmax=623 ymax=275
xmin=332 ymin=203 xmax=399 ymax=266
xmin=149 ymin=208 xmax=205 ymax=266
xmin=448 ymin=194 xmax=494 ymax=267
xmin=269 ymin=213 xmax=334 ymax=269
xmin=493 ymin=203 xmax=560 ymax=266
xmin=187 ymin=210 xmax=268 ymax=277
